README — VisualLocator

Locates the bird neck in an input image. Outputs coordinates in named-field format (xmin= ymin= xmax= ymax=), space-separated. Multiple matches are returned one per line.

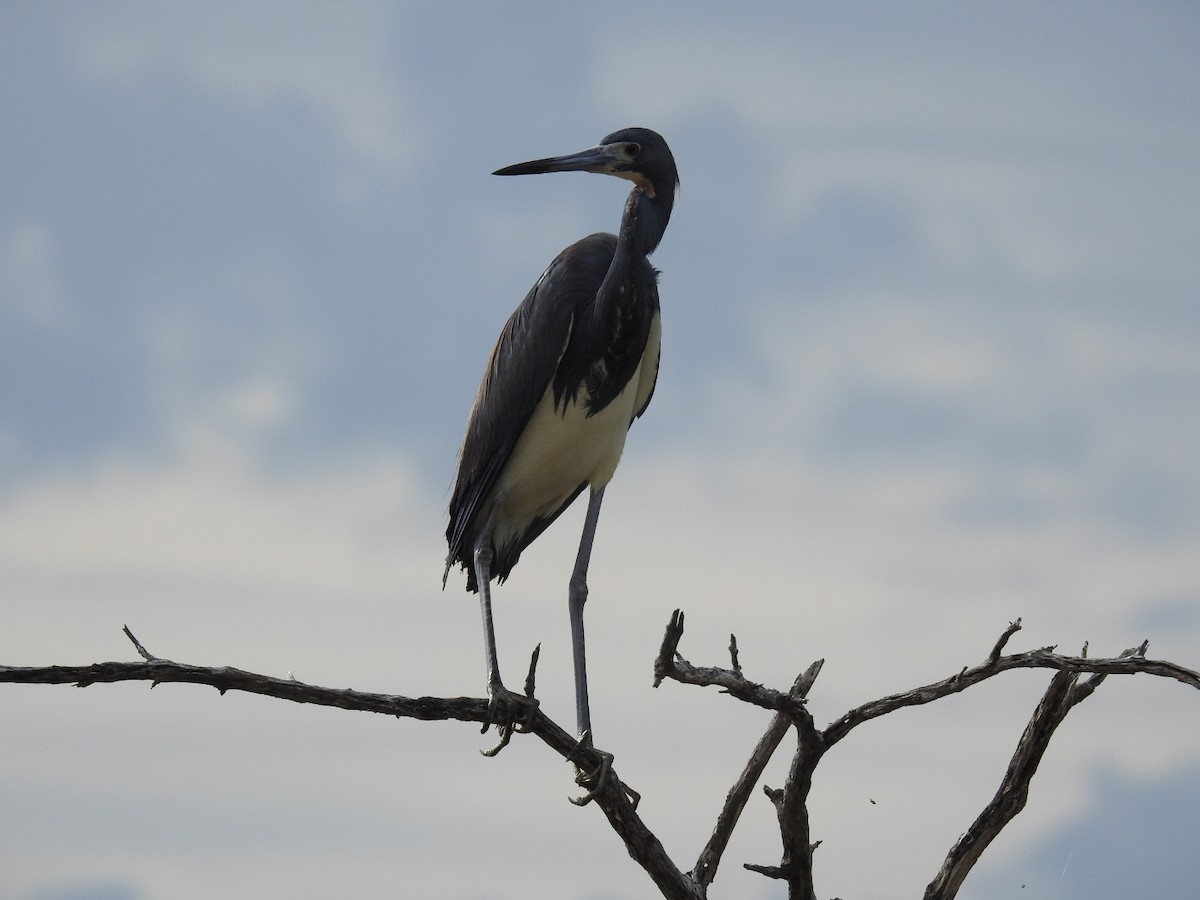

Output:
xmin=621 ymin=185 xmax=672 ymax=258
xmin=594 ymin=188 xmax=669 ymax=319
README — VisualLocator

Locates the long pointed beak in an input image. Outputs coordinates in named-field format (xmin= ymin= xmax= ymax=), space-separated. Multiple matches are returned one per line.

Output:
xmin=493 ymin=144 xmax=616 ymax=177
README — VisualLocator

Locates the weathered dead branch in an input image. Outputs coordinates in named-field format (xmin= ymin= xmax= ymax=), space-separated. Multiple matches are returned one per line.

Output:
xmin=3 ymin=615 xmax=1197 ymax=899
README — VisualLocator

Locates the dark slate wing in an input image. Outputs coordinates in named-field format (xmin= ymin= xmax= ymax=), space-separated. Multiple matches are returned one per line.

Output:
xmin=445 ymin=233 xmax=618 ymax=590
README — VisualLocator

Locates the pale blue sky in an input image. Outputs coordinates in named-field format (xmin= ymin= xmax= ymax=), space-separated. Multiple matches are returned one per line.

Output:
xmin=2 ymin=3 xmax=1198 ymax=899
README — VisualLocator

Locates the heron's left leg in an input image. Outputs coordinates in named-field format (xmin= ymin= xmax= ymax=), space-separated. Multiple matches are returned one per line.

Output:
xmin=566 ymin=486 xmax=622 ymax=804
xmin=568 ymin=485 xmax=605 ymax=739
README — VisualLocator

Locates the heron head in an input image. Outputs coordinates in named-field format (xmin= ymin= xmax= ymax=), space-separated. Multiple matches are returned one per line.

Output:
xmin=494 ymin=127 xmax=679 ymax=201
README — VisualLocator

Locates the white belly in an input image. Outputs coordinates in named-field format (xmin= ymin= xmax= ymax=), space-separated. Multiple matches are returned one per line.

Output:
xmin=490 ymin=360 xmax=646 ymax=549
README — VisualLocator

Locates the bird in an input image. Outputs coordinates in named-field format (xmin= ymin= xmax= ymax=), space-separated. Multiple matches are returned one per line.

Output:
xmin=444 ymin=127 xmax=679 ymax=749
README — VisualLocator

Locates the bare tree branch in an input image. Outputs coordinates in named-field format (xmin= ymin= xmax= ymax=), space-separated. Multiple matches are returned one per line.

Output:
xmin=0 ymin=628 xmax=705 ymax=900
xmin=924 ymin=668 xmax=1081 ymax=899
xmin=823 ymin=630 xmax=1196 ymax=747
xmin=770 ymin=725 xmax=824 ymax=900
xmin=122 ymin=624 xmax=158 ymax=661
xmin=988 ymin=617 xmax=1024 ymax=662
xmin=654 ymin=609 xmax=808 ymax=716
xmin=693 ymin=659 xmax=823 ymax=889
xmin=5 ymin=617 xmax=1197 ymax=900
xmin=653 ymin=616 xmax=1199 ymax=899
xmin=922 ymin=641 xmax=1139 ymax=899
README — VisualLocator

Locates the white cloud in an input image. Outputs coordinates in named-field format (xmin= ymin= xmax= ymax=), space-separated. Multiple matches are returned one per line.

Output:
xmin=597 ymin=34 xmax=1200 ymax=288
xmin=75 ymin=2 xmax=419 ymax=188
xmin=4 ymin=6 xmax=1198 ymax=898
xmin=5 ymin=419 xmax=1194 ymax=900
xmin=0 ymin=448 xmax=433 ymax=604
xmin=0 ymin=220 xmax=68 ymax=326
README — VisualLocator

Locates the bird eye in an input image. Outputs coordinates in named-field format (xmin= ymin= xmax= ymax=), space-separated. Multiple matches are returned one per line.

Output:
xmin=625 ymin=143 xmax=641 ymax=157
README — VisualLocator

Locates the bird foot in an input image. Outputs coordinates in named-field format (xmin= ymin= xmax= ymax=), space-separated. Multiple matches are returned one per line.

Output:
xmin=567 ymin=731 xmax=639 ymax=808
xmin=480 ymin=647 xmax=542 ymax=757
xmin=480 ymin=683 xmax=540 ymax=757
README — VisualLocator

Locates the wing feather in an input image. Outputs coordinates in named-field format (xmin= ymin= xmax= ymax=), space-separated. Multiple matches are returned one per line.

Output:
xmin=444 ymin=235 xmax=616 ymax=588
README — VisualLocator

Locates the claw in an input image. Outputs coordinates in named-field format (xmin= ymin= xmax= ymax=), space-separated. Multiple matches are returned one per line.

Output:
xmin=479 ymin=672 xmax=540 ymax=757
xmin=570 ymin=751 xmax=611 ymax=806
xmin=566 ymin=730 xmax=637 ymax=807
xmin=480 ymin=722 xmax=513 ymax=757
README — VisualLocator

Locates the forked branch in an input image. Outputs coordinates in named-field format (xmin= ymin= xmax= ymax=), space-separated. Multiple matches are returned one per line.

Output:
xmin=654 ymin=613 xmax=1198 ymax=899
xmin=1 ymin=627 xmax=703 ymax=900
xmin=3 ymin=616 xmax=1197 ymax=900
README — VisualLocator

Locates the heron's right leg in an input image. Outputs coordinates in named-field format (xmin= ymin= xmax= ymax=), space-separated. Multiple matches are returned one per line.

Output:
xmin=472 ymin=517 xmax=538 ymax=752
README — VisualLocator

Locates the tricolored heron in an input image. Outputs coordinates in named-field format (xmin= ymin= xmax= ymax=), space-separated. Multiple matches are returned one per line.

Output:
xmin=444 ymin=127 xmax=678 ymax=750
